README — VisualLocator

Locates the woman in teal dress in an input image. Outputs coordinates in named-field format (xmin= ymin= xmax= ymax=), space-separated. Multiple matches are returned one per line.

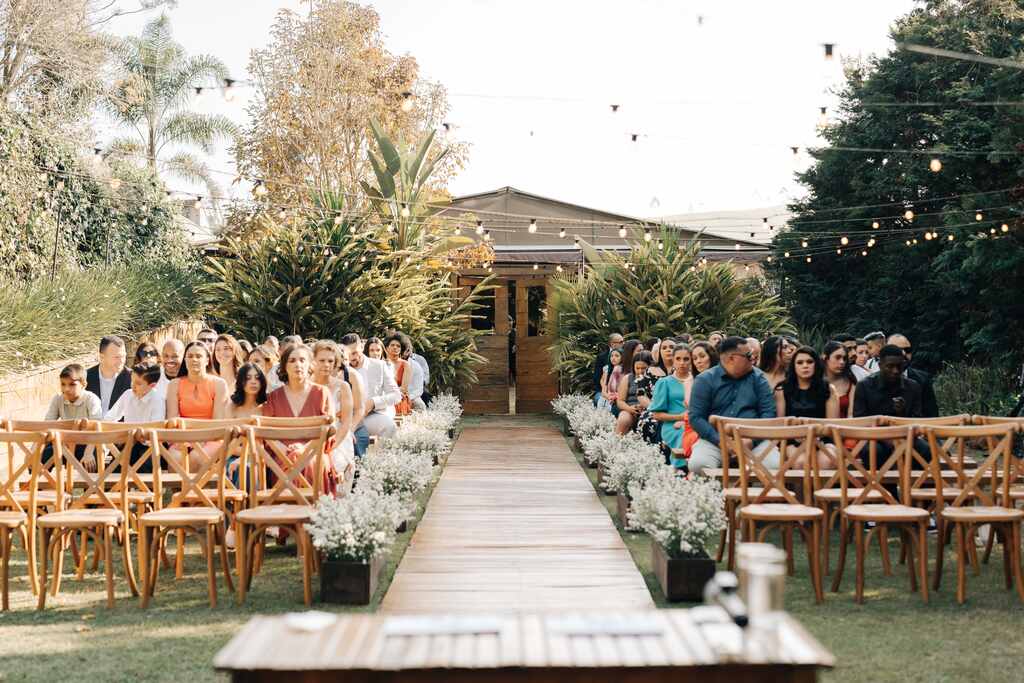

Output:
xmin=648 ymin=345 xmax=694 ymax=469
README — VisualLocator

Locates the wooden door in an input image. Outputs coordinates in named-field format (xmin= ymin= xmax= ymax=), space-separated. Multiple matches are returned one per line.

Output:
xmin=459 ymin=277 xmax=511 ymax=415
xmin=514 ymin=278 xmax=558 ymax=413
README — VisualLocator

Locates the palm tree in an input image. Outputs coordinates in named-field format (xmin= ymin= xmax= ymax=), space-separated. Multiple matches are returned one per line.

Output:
xmin=105 ymin=14 xmax=237 ymax=202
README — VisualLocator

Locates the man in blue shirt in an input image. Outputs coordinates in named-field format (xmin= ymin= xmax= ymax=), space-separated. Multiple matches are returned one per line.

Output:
xmin=688 ymin=336 xmax=778 ymax=476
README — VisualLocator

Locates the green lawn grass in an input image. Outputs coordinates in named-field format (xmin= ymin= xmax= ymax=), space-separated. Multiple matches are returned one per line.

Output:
xmin=565 ymin=426 xmax=1024 ymax=683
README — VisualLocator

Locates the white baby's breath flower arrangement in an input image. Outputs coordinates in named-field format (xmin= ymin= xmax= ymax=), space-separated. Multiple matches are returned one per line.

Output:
xmin=579 ymin=429 xmax=622 ymax=466
xmin=604 ymin=441 xmax=664 ymax=497
xmin=628 ymin=470 xmax=726 ymax=558
xmin=381 ymin=423 xmax=450 ymax=461
xmin=401 ymin=409 xmax=453 ymax=435
xmin=358 ymin=446 xmax=435 ymax=510
xmin=568 ymin=404 xmax=616 ymax=441
xmin=306 ymin=489 xmax=406 ymax=562
xmin=552 ymin=394 xmax=591 ymax=417
xmin=427 ymin=393 xmax=462 ymax=427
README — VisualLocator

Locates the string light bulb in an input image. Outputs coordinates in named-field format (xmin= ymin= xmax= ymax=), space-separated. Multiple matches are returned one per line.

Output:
xmin=872 ymin=220 xmax=879 ymax=229
xmin=806 ymin=256 xmax=812 ymax=263
xmin=559 ymin=228 xmax=566 ymax=238
xmin=109 ymin=178 xmax=122 ymax=191
xmin=1002 ymin=223 xmax=1010 ymax=233
xmin=223 ymin=78 xmax=236 ymax=102
xmin=784 ymin=251 xmax=790 ymax=258
xmin=867 ymin=238 xmax=876 ymax=247
xmin=975 ymin=212 xmax=983 ymax=221
xmin=401 ymin=204 xmax=410 ymax=218
xmin=823 ymin=43 xmax=835 ymax=60
xmin=817 ymin=106 xmax=828 ymax=128
xmin=929 ymin=158 xmax=942 ymax=172
xmin=253 ymin=180 xmax=268 ymax=197
xmin=658 ymin=240 xmax=664 ymax=250
xmin=924 ymin=231 xmax=933 ymax=241
xmin=574 ymin=236 xmax=580 ymax=248
xmin=643 ymin=229 xmax=652 ymax=242
xmin=475 ymin=220 xmax=484 ymax=235
xmin=533 ymin=263 xmax=539 ymax=270
xmin=904 ymin=210 xmax=914 ymax=221
xmin=840 ymin=236 xmax=849 ymax=246
xmin=483 ymin=229 xmax=491 ymax=242
xmin=556 ymin=265 xmax=563 ymax=273
xmin=948 ymin=234 xmax=955 ymax=241
xmin=400 ymin=91 xmax=414 ymax=112
xmin=861 ymin=250 xmax=867 ymax=256
xmin=528 ymin=219 xmax=537 ymax=234
xmin=618 ymin=225 xmax=627 ymax=238
xmin=801 ymin=239 xmax=808 ymax=248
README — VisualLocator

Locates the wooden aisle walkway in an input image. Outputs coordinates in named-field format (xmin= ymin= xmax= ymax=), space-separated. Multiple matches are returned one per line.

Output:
xmin=382 ymin=418 xmax=654 ymax=613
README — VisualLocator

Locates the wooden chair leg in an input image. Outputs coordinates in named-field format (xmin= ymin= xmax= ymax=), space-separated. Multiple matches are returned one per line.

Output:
xmin=91 ymin=530 xmax=101 ymax=573
xmin=854 ymin=521 xmax=865 ymax=604
xmin=75 ymin=531 xmax=89 ymax=581
xmin=831 ymin=517 xmax=850 ymax=593
xmin=37 ymin=528 xmax=50 ymax=610
xmin=217 ymin=523 xmax=234 ymax=594
xmin=783 ymin=526 xmax=795 ymax=576
xmin=878 ymin=525 xmax=893 ymax=576
xmin=933 ymin=517 xmax=946 ymax=592
xmin=820 ymin=504 xmax=831 ymax=576
xmin=983 ymin=522 xmax=995 ymax=564
xmin=204 ymin=525 xmax=217 ymax=608
xmin=25 ymin=522 xmax=38 ymax=597
xmin=967 ymin=525 xmax=980 ymax=576
xmin=1011 ymin=521 xmax=1024 ymax=603
xmin=805 ymin=521 xmax=823 ymax=604
xmin=727 ymin=503 xmax=739 ymax=570
xmin=918 ymin=521 xmax=929 ymax=604
xmin=298 ymin=526 xmax=312 ymax=607
xmin=0 ymin=527 xmax=10 ymax=611
xmin=175 ymin=528 xmax=186 ymax=579
xmin=955 ymin=523 xmax=967 ymax=605
xmin=139 ymin=524 xmax=150 ymax=608
xmin=103 ymin=526 xmax=115 ymax=608
xmin=51 ymin=529 xmax=65 ymax=597
xmin=903 ymin=527 xmax=917 ymax=594
xmin=236 ymin=522 xmax=248 ymax=605
xmin=1000 ymin=525 xmax=1013 ymax=590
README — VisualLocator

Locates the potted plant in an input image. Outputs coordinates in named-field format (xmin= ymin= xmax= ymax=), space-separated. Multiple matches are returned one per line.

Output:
xmin=306 ymin=490 xmax=406 ymax=604
xmin=380 ymin=422 xmax=451 ymax=466
xmin=604 ymin=443 xmax=663 ymax=528
xmin=357 ymin=446 xmax=435 ymax=532
xmin=552 ymin=394 xmax=589 ymax=436
xmin=629 ymin=470 xmax=726 ymax=602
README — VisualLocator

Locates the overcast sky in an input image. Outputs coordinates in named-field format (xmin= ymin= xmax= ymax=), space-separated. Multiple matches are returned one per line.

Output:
xmin=102 ymin=0 xmax=919 ymax=218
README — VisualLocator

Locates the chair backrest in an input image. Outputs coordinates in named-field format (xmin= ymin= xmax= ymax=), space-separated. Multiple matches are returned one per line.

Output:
xmin=50 ymin=429 xmax=135 ymax=512
xmin=253 ymin=415 xmax=333 ymax=429
xmin=881 ymin=414 xmax=969 ymax=427
xmin=829 ymin=425 xmax=917 ymax=506
xmin=711 ymin=416 xmax=792 ymax=488
xmin=728 ymin=423 xmax=817 ymax=506
xmin=246 ymin=425 xmax=331 ymax=507
xmin=972 ymin=415 xmax=1024 ymax=427
xmin=795 ymin=416 xmax=880 ymax=428
xmin=145 ymin=427 xmax=234 ymax=510
xmin=0 ymin=430 xmax=51 ymax=516
xmin=86 ymin=419 xmax=170 ymax=432
xmin=924 ymin=423 xmax=1018 ymax=509
xmin=6 ymin=419 xmax=85 ymax=432
xmin=174 ymin=417 xmax=254 ymax=430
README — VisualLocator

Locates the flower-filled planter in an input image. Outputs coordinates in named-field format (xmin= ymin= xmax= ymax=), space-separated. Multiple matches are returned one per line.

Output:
xmin=616 ymin=492 xmax=632 ymax=529
xmin=320 ymin=554 xmax=384 ymax=605
xmin=307 ymin=490 xmax=406 ymax=605
xmin=628 ymin=469 xmax=726 ymax=602
xmin=651 ymin=541 xmax=716 ymax=602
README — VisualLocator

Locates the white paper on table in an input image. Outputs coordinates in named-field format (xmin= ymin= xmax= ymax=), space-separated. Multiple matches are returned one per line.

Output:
xmin=284 ymin=611 xmax=339 ymax=632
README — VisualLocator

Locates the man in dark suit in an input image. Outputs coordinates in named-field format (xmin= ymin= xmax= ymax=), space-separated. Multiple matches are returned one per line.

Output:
xmin=887 ymin=333 xmax=938 ymax=417
xmin=592 ymin=333 xmax=624 ymax=404
xmin=86 ymin=335 xmax=131 ymax=416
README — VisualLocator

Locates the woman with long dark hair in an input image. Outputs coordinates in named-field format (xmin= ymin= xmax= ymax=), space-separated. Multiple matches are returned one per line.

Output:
xmin=690 ymin=341 xmax=718 ymax=377
xmin=823 ymin=340 xmax=857 ymax=418
xmin=776 ymin=346 xmax=839 ymax=467
xmin=228 ymin=363 xmax=267 ymax=419
xmin=759 ymin=335 xmax=788 ymax=389
xmin=649 ymin=337 xmax=675 ymax=378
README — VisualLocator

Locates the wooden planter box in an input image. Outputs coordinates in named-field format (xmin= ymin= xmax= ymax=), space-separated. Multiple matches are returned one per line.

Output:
xmin=572 ymin=435 xmax=582 ymax=452
xmin=560 ymin=415 xmax=571 ymax=436
xmin=596 ymin=462 xmax=613 ymax=495
xmin=395 ymin=518 xmax=413 ymax=533
xmin=616 ymin=492 xmax=633 ymax=529
xmin=651 ymin=540 xmax=716 ymax=603
xmin=447 ymin=427 xmax=456 ymax=440
xmin=319 ymin=555 xmax=383 ymax=605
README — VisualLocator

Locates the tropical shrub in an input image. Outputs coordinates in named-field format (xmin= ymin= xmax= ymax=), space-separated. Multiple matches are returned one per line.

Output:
xmin=933 ymin=362 xmax=1018 ymax=417
xmin=548 ymin=233 xmax=793 ymax=393
xmin=0 ymin=261 xmax=204 ymax=377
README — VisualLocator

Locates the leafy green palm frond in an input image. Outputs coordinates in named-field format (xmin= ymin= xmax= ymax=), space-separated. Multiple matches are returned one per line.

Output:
xmin=159 ymin=111 xmax=237 ymax=155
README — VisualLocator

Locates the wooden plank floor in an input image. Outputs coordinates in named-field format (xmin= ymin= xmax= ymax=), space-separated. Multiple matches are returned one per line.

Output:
xmin=382 ymin=419 xmax=654 ymax=613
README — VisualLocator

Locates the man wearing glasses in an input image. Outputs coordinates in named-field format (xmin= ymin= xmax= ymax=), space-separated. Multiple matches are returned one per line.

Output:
xmin=688 ymin=336 xmax=778 ymax=476
xmin=887 ymin=333 xmax=938 ymax=417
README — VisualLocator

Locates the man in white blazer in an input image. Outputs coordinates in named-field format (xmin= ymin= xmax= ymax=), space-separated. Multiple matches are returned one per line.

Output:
xmin=341 ymin=333 xmax=400 ymax=445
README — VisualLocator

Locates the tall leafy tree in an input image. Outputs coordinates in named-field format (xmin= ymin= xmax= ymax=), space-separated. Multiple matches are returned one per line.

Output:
xmin=769 ymin=0 xmax=1024 ymax=372
xmin=105 ymin=14 xmax=236 ymax=200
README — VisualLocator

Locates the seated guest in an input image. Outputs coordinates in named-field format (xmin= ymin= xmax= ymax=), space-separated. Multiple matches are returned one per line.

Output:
xmin=688 ymin=337 xmax=778 ymax=477
xmin=649 ymin=337 xmax=676 ymax=378
xmin=237 ymin=339 xmax=254 ymax=356
xmin=634 ymin=350 xmax=667 ymax=444
xmin=133 ymin=342 xmax=160 ymax=367
xmin=247 ymin=344 xmax=281 ymax=389
xmin=228 ymin=363 xmax=267 ymax=420
xmin=263 ymin=335 xmax=280 ymax=355
xmin=311 ymin=340 xmax=355 ymax=475
xmin=823 ymin=340 xmax=857 ymax=418
xmin=338 ymin=341 xmax=368 ymax=457
xmin=851 ymin=338 xmax=871 ymax=380
xmin=887 ymin=333 xmax=938 ymax=417
xmin=45 ymin=364 xmax=102 ymax=422
xmin=690 ymin=340 xmax=718 ymax=377
xmin=708 ymin=331 xmax=726 ymax=350
xmin=87 ymin=335 xmax=131 ymax=416
xmin=405 ymin=341 xmax=431 ymax=407
xmin=592 ymin=333 xmax=624 ymax=406
xmin=384 ymin=332 xmax=414 ymax=417
xmin=863 ymin=330 xmax=885 ymax=373
xmin=105 ymin=364 xmax=165 ymax=423
xmin=598 ymin=347 xmax=623 ymax=410
xmin=196 ymin=328 xmax=218 ymax=353
xmin=649 ymin=346 xmax=697 ymax=469
xmin=402 ymin=341 xmax=427 ymax=411
xmin=156 ymin=339 xmax=185 ymax=401
xmin=775 ymin=347 xmax=839 ymax=468
xmin=746 ymin=337 xmax=762 ymax=367
xmin=213 ymin=334 xmax=245 ymax=395
xmin=852 ymin=345 xmax=923 ymax=419
xmin=614 ymin=350 xmax=652 ymax=435
xmin=341 ymin=333 xmax=400 ymax=444
xmin=366 ymin=337 xmax=385 ymax=361
xmin=166 ymin=341 xmax=229 ymax=424
xmin=758 ymin=335 xmax=788 ymax=390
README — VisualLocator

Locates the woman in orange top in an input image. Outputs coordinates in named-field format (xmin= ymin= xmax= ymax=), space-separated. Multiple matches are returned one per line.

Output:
xmin=384 ymin=332 xmax=413 ymax=416
xmin=165 ymin=340 xmax=229 ymax=470
xmin=262 ymin=343 xmax=338 ymax=496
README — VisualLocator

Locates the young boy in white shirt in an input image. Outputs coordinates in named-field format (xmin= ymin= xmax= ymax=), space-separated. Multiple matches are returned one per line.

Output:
xmin=44 ymin=364 xmax=103 ymax=421
xmin=105 ymin=364 xmax=166 ymax=474
xmin=104 ymin=364 xmax=166 ymax=424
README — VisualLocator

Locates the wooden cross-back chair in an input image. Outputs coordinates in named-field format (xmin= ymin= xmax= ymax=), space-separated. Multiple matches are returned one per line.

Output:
xmin=926 ymin=423 xmax=1024 ymax=604
xmin=729 ymin=423 xmax=825 ymax=604
xmin=36 ymin=429 xmax=139 ymax=609
xmin=709 ymin=415 xmax=793 ymax=570
xmin=880 ymin=414 xmax=971 ymax=428
xmin=253 ymin=415 xmax=333 ymax=429
xmin=237 ymin=425 xmax=331 ymax=606
xmin=0 ymin=430 xmax=49 ymax=609
xmin=828 ymin=425 xmax=930 ymax=604
xmin=137 ymin=427 xmax=236 ymax=608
